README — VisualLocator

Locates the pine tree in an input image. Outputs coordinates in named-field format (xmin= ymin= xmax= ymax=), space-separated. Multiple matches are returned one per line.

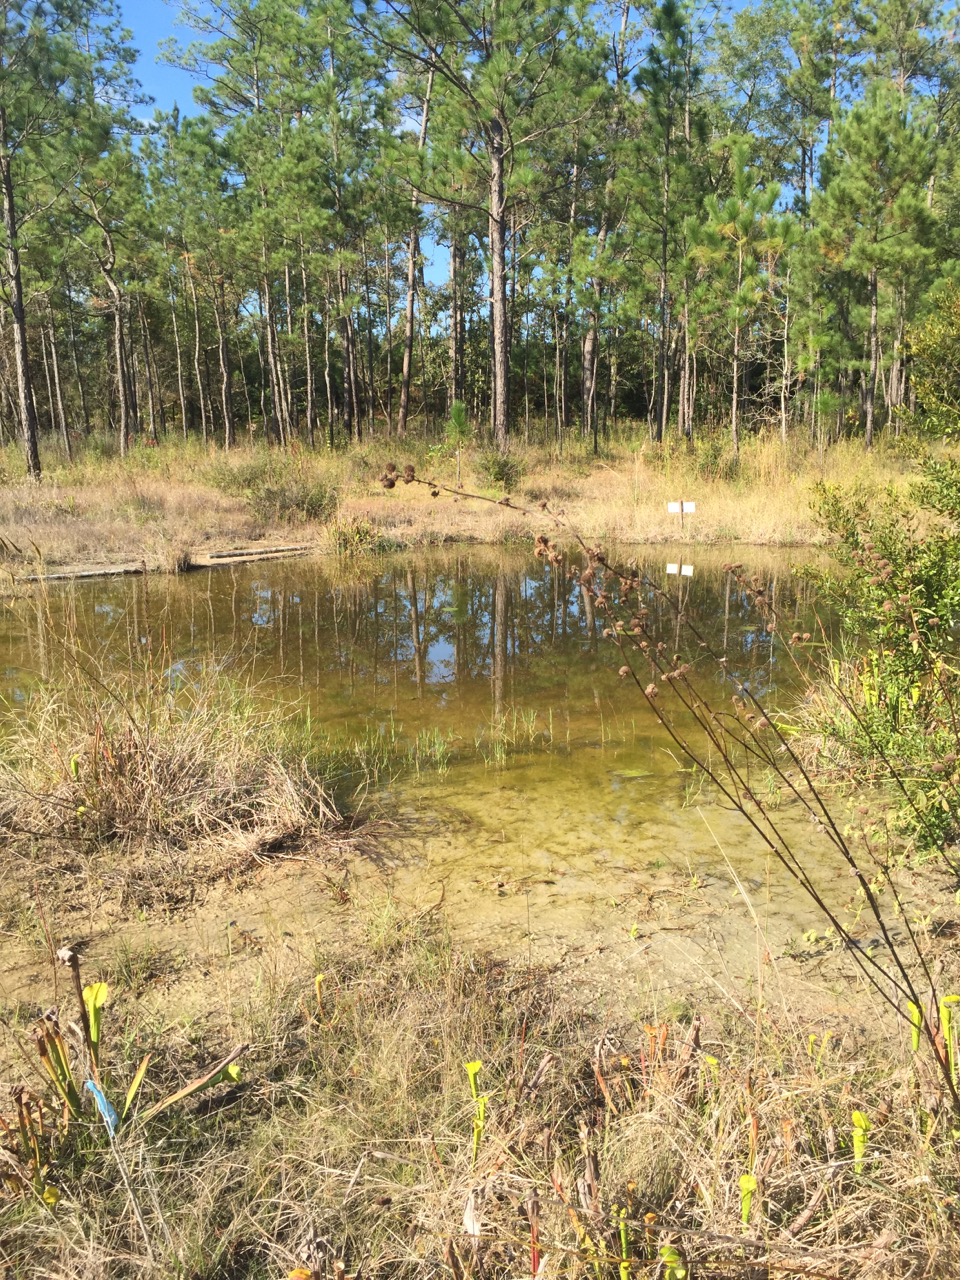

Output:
xmin=813 ymin=83 xmax=935 ymax=445
xmin=370 ymin=0 xmax=604 ymax=449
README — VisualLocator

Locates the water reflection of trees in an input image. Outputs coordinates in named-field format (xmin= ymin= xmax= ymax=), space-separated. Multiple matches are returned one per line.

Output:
xmin=1 ymin=552 xmax=827 ymax=720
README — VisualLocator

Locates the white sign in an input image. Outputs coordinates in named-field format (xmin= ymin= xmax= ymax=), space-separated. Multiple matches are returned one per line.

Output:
xmin=667 ymin=562 xmax=679 ymax=574
xmin=667 ymin=501 xmax=681 ymax=514
xmin=666 ymin=563 xmax=694 ymax=576
xmin=682 ymin=501 xmax=696 ymax=514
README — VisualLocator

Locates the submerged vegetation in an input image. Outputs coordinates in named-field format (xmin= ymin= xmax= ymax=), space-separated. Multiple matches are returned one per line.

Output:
xmin=0 ymin=0 xmax=957 ymax=1267
xmin=0 ymin=446 xmax=955 ymax=1274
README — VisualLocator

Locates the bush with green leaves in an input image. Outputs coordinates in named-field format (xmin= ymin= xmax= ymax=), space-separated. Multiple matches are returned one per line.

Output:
xmin=899 ymin=283 xmax=960 ymax=441
xmin=802 ymin=454 xmax=959 ymax=855
xmin=477 ymin=450 xmax=523 ymax=492
xmin=206 ymin=454 xmax=338 ymax=525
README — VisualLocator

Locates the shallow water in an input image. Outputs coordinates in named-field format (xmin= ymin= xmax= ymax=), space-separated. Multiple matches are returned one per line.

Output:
xmin=2 ymin=544 xmax=850 ymax=993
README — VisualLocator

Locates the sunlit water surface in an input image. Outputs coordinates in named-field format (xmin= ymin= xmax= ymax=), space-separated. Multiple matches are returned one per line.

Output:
xmin=3 ymin=546 xmax=855 ymax=997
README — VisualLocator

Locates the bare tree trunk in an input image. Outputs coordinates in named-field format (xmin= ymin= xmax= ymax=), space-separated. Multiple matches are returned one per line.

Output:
xmin=382 ymin=243 xmax=393 ymax=434
xmin=780 ymin=272 xmax=791 ymax=445
xmin=65 ymin=275 xmax=91 ymax=437
xmin=165 ymin=258 xmax=190 ymax=439
xmin=0 ymin=121 xmax=41 ymax=478
xmin=48 ymin=317 xmax=69 ymax=457
xmin=730 ymin=243 xmax=743 ymax=458
xmin=489 ymin=121 xmax=510 ymax=451
xmin=301 ymin=246 xmax=316 ymax=447
xmin=338 ymin=266 xmax=362 ymax=441
xmin=449 ymin=234 xmax=466 ymax=409
xmin=93 ymin=219 xmax=134 ymax=459
xmin=261 ymin=262 xmax=289 ymax=446
xmin=398 ymin=68 xmax=433 ymax=438
xmin=136 ymin=295 xmax=159 ymax=444
xmin=186 ymin=262 xmax=210 ymax=444
xmin=212 ymin=287 xmax=234 ymax=449
xmin=323 ymin=292 xmax=335 ymax=448
xmin=654 ymin=165 xmax=671 ymax=444
xmin=865 ymin=266 xmax=878 ymax=448
xmin=39 ymin=320 xmax=55 ymax=433
xmin=678 ymin=297 xmax=692 ymax=440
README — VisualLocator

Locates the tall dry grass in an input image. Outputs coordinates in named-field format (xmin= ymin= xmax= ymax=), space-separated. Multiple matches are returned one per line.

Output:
xmin=0 ymin=433 xmax=916 ymax=575
xmin=0 ymin=902 xmax=956 ymax=1278
xmin=0 ymin=614 xmax=343 ymax=908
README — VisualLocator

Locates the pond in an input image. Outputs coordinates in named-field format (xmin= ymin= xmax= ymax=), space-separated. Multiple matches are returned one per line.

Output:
xmin=2 ymin=544 xmax=848 ymax=1004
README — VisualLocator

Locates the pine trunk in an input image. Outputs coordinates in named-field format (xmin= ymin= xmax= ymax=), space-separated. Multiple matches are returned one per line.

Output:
xmin=0 ymin=119 xmax=41 ymax=478
xmin=865 ymin=266 xmax=878 ymax=448
xmin=489 ymin=120 xmax=510 ymax=451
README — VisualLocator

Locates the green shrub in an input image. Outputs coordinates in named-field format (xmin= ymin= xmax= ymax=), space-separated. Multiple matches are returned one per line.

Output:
xmin=800 ymin=454 xmax=959 ymax=855
xmin=249 ymin=478 xmax=337 ymax=524
xmin=477 ymin=450 xmax=524 ymax=491
xmin=206 ymin=454 xmax=338 ymax=524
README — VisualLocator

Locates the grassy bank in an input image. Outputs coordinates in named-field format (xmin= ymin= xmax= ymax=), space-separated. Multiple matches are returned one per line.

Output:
xmin=0 ymin=447 xmax=956 ymax=1278
xmin=0 ymin=633 xmax=348 ymax=913
xmin=0 ymin=434 xmax=919 ymax=576
xmin=0 ymin=901 xmax=957 ymax=1279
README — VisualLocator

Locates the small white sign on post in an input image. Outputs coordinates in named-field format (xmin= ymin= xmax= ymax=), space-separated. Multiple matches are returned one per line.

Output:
xmin=666 ymin=563 xmax=693 ymax=576
xmin=666 ymin=562 xmax=679 ymax=575
xmin=667 ymin=498 xmax=696 ymax=528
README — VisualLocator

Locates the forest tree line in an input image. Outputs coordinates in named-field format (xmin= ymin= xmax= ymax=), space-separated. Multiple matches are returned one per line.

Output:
xmin=0 ymin=0 xmax=957 ymax=478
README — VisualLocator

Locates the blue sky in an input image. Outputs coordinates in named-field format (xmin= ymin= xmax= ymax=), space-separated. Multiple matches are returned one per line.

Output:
xmin=119 ymin=1 xmax=200 ymax=113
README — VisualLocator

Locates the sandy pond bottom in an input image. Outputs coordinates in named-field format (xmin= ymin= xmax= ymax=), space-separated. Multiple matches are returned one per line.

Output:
xmin=3 ymin=745 xmax=932 ymax=1039
xmin=0 ymin=543 xmax=943 ymax=1031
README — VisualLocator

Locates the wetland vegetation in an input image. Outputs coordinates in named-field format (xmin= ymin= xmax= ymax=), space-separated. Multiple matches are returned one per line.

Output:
xmin=0 ymin=0 xmax=959 ymax=1272
xmin=0 ymin=472 xmax=957 ymax=1275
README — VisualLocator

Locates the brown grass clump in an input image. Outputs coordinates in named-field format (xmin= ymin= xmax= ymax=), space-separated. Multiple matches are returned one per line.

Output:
xmin=0 ymin=904 xmax=956 ymax=1278
xmin=0 ymin=649 xmax=342 ymax=908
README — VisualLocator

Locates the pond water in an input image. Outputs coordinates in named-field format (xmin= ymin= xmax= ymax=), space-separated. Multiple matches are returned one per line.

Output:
xmin=2 ymin=545 xmax=851 ymax=1003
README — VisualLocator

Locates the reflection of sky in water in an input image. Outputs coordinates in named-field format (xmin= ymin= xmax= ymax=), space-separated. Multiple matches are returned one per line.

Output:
xmin=250 ymin=584 xmax=276 ymax=627
xmin=0 ymin=548 xmax=833 ymax=752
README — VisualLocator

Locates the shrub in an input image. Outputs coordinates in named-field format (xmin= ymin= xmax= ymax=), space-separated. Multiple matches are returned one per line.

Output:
xmin=798 ymin=456 xmax=960 ymax=855
xmin=477 ymin=450 xmax=524 ymax=491
xmin=206 ymin=453 xmax=338 ymax=524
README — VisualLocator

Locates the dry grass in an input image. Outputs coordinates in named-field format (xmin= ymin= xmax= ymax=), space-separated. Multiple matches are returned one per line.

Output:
xmin=347 ymin=435 xmax=917 ymax=550
xmin=0 ymin=434 xmax=916 ymax=576
xmin=0 ymin=630 xmax=344 ymax=909
xmin=0 ymin=902 xmax=956 ymax=1278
